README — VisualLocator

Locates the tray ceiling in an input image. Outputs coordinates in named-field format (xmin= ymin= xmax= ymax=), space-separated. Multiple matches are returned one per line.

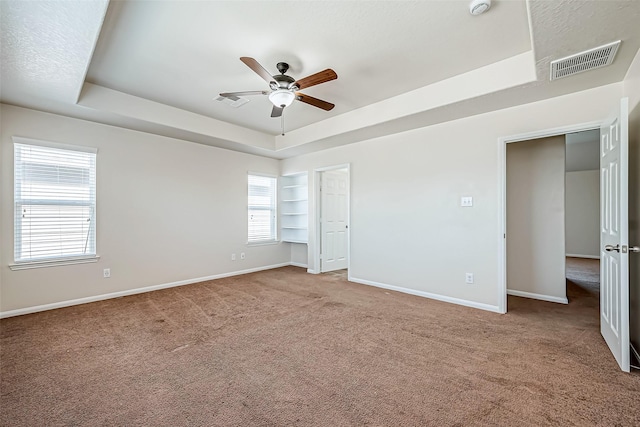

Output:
xmin=2 ymin=1 xmax=640 ymax=158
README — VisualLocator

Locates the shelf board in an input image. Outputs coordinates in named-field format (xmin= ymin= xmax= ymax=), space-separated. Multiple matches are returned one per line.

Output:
xmin=283 ymin=239 xmax=308 ymax=244
xmin=282 ymin=199 xmax=307 ymax=202
xmin=282 ymin=212 xmax=307 ymax=216
xmin=282 ymin=184 xmax=306 ymax=189
xmin=282 ymin=226 xmax=307 ymax=230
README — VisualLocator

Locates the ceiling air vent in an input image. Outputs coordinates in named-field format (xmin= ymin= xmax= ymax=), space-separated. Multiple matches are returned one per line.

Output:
xmin=215 ymin=96 xmax=250 ymax=108
xmin=550 ymin=40 xmax=621 ymax=81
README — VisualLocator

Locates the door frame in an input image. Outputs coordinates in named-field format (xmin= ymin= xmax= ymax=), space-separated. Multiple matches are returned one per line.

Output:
xmin=314 ymin=164 xmax=351 ymax=276
xmin=497 ymin=121 xmax=602 ymax=314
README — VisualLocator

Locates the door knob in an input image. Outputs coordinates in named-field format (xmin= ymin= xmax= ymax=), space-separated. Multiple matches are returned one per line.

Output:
xmin=630 ymin=246 xmax=640 ymax=253
xmin=605 ymin=244 xmax=620 ymax=252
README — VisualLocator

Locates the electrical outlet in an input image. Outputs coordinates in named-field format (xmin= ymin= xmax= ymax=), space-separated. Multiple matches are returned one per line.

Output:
xmin=103 ymin=268 xmax=111 ymax=278
xmin=240 ymin=252 xmax=246 ymax=260
xmin=461 ymin=196 xmax=473 ymax=207
xmin=231 ymin=253 xmax=236 ymax=261
xmin=465 ymin=273 xmax=474 ymax=284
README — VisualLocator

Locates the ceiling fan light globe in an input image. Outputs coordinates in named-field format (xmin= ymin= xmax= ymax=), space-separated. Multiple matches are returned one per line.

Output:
xmin=269 ymin=89 xmax=295 ymax=108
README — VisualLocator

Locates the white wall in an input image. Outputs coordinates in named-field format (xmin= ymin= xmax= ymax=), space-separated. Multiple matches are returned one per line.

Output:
xmin=506 ymin=136 xmax=566 ymax=302
xmin=281 ymin=83 xmax=622 ymax=312
xmin=290 ymin=243 xmax=308 ymax=267
xmin=565 ymin=170 xmax=600 ymax=258
xmin=623 ymin=48 xmax=640 ymax=352
xmin=0 ymin=105 xmax=290 ymax=314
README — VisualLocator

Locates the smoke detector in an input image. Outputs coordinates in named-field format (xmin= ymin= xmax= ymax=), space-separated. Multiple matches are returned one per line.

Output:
xmin=470 ymin=0 xmax=491 ymax=15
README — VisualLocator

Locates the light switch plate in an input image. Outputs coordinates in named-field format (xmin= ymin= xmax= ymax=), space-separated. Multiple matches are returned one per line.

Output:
xmin=461 ymin=196 xmax=473 ymax=207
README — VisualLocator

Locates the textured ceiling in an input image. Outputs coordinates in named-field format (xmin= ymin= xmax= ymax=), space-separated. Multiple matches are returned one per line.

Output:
xmin=1 ymin=0 xmax=640 ymax=159
xmin=0 ymin=0 xmax=108 ymax=103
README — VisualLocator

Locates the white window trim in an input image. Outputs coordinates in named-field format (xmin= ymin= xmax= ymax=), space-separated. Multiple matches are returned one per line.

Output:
xmin=246 ymin=240 xmax=280 ymax=247
xmin=247 ymin=172 xmax=278 ymax=244
xmin=9 ymin=255 xmax=100 ymax=271
xmin=12 ymin=136 xmax=98 ymax=268
xmin=12 ymin=136 xmax=98 ymax=154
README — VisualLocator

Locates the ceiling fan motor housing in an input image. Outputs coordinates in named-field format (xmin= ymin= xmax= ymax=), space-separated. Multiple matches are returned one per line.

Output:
xmin=272 ymin=73 xmax=297 ymax=90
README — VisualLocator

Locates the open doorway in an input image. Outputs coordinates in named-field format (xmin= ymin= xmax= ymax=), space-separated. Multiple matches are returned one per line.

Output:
xmin=506 ymin=135 xmax=569 ymax=304
xmin=500 ymin=99 xmax=631 ymax=372
xmin=504 ymin=129 xmax=600 ymax=304
xmin=315 ymin=165 xmax=350 ymax=276
xmin=499 ymin=121 xmax=601 ymax=313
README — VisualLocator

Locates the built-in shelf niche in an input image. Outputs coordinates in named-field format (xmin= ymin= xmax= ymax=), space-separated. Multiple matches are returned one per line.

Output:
xmin=281 ymin=172 xmax=308 ymax=244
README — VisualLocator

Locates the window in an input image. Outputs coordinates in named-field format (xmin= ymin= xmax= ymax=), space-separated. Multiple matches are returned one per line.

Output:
xmin=248 ymin=174 xmax=277 ymax=243
xmin=13 ymin=139 xmax=97 ymax=266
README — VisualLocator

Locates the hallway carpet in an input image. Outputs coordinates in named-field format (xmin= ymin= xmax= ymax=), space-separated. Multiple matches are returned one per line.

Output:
xmin=566 ymin=256 xmax=600 ymax=293
xmin=1 ymin=266 xmax=639 ymax=426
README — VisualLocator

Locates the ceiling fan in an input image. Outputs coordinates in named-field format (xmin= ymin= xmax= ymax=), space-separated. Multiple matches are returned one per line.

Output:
xmin=220 ymin=57 xmax=338 ymax=121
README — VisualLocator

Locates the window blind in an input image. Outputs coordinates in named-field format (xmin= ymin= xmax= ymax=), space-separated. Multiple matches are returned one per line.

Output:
xmin=14 ymin=142 xmax=97 ymax=263
xmin=248 ymin=174 xmax=277 ymax=242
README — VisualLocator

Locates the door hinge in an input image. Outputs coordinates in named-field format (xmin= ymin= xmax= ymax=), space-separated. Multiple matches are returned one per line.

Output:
xmin=319 ymin=254 xmax=323 ymax=260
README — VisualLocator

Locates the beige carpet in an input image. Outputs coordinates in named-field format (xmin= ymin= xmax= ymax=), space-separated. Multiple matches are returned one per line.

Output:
xmin=1 ymin=264 xmax=639 ymax=426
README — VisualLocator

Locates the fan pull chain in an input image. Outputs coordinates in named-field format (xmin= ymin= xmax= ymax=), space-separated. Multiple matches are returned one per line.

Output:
xmin=281 ymin=107 xmax=285 ymax=136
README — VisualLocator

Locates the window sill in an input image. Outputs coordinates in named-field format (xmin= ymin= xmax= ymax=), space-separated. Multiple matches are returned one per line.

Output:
xmin=246 ymin=240 xmax=280 ymax=247
xmin=9 ymin=255 xmax=100 ymax=271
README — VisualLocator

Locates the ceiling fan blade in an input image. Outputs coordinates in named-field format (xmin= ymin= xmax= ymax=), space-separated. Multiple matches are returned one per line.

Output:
xmin=294 ymin=69 xmax=337 ymax=90
xmin=240 ymin=57 xmax=274 ymax=84
xmin=295 ymin=93 xmax=335 ymax=111
xmin=220 ymin=91 xmax=268 ymax=98
xmin=271 ymin=105 xmax=283 ymax=118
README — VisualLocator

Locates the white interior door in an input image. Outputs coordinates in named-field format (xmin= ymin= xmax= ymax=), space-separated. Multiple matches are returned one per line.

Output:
xmin=320 ymin=169 xmax=348 ymax=272
xmin=600 ymin=97 xmax=630 ymax=372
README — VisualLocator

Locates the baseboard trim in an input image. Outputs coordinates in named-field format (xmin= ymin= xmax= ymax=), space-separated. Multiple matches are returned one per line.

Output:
xmin=349 ymin=276 xmax=502 ymax=313
xmin=507 ymin=289 xmax=568 ymax=304
xmin=289 ymin=262 xmax=308 ymax=268
xmin=566 ymin=254 xmax=600 ymax=260
xmin=0 ymin=262 xmax=295 ymax=319
xmin=307 ymin=269 xmax=318 ymax=274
